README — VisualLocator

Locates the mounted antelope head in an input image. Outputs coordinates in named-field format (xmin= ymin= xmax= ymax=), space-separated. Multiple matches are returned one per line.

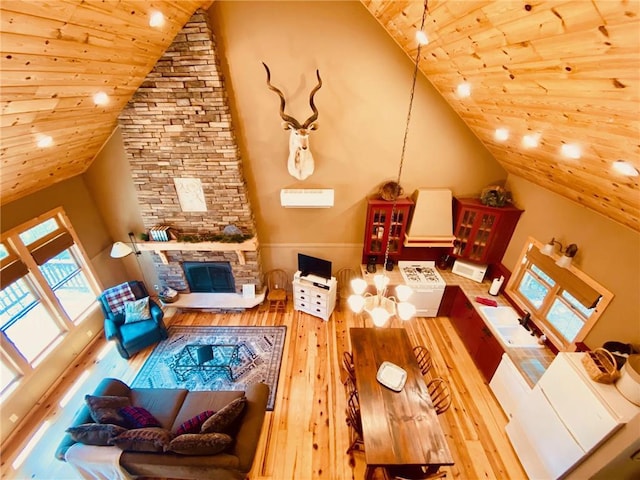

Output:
xmin=263 ymin=62 xmax=322 ymax=180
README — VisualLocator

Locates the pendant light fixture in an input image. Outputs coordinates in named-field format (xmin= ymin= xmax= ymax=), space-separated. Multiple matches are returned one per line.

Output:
xmin=348 ymin=0 xmax=429 ymax=326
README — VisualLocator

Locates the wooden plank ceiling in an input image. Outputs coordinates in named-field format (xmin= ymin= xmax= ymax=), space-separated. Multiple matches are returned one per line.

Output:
xmin=1 ymin=1 xmax=639 ymax=232
xmin=362 ymin=0 xmax=640 ymax=232
xmin=0 ymin=0 xmax=207 ymax=205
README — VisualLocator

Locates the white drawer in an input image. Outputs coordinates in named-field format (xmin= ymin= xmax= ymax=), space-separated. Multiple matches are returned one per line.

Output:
xmin=294 ymin=293 xmax=327 ymax=308
xmin=294 ymin=284 xmax=326 ymax=296
xmin=296 ymin=303 xmax=329 ymax=318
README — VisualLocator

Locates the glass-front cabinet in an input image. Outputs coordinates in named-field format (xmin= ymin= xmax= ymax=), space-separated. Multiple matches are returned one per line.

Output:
xmin=362 ymin=198 xmax=414 ymax=264
xmin=452 ymin=197 xmax=523 ymax=265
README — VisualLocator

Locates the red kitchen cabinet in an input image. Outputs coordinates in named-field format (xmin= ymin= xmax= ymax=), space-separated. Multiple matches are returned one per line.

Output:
xmin=452 ymin=197 xmax=523 ymax=265
xmin=361 ymin=197 xmax=413 ymax=264
xmin=450 ymin=288 xmax=483 ymax=356
xmin=450 ymin=288 xmax=505 ymax=382
xmin=437 ymin=285 xmax=459 ymax=317
xmin=475 ymin=325 xmax=505 ymax=382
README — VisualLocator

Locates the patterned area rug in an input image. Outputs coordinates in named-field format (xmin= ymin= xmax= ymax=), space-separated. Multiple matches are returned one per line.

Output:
xmin=132 ymin=325 xmax=287 ymax=410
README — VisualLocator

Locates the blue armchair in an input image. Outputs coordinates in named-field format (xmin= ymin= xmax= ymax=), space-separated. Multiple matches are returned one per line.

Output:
xmin=98 ymin=281 xmax=168 ymax=359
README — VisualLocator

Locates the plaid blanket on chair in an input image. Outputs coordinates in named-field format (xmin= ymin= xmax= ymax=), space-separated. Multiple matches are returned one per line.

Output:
xmin=103 ymin=282 xmax=136 ymax=314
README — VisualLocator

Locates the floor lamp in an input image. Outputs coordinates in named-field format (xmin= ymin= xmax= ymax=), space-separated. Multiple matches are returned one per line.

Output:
xmin=110 ymin=232 xmax=152 ymax=290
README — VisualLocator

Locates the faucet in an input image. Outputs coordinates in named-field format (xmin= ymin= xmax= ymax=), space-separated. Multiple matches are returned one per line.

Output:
xmin=519 ymin=312 xmax=532 ymax=332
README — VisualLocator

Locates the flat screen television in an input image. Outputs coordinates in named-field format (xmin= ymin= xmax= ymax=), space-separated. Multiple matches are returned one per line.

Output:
xmin=298 ymin=253 xmax=332 ymax=281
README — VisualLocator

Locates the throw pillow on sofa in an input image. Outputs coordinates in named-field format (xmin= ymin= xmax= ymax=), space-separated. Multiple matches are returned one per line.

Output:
xmin=201 ymin=396 xmax=247 ymax=434
xmin=175 ymin=410 xmax=216 ymax=436
xmin=85 ymin=395 xmax=131 ymax=427
xmin=66 ymin=423 xmax=128 ymax=446
xmin=168 ymin=432 xmax=233 ymax=456
xmin=123 ymin=297 xmax=151 ymax=323
xmin=119 ymin=405 xmax=161 ymax=429
xmin=112 ymin=427 xmax=173 ymax=452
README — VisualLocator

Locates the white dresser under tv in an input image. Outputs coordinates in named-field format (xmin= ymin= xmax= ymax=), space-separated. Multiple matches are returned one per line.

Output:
xmin=292 ymin=271 xmax=336 ymax=321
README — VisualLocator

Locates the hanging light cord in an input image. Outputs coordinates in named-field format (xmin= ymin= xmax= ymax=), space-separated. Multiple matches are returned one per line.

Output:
xmin=382 ymin=0 xmax=429 ymax=271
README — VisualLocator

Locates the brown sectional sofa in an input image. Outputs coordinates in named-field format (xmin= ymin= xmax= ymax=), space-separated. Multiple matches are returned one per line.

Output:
xmin=55 ymin=377 xmax=269 ymax=480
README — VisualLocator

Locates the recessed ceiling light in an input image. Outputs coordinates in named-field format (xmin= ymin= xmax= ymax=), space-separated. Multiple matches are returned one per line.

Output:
xmin=149 ymin=11 xmax=164 ymax=28
xmin=522 ymin=133 xmax=540 ymax=148
xmin=36 ymin=134 xmax=53 ymax=148
xmin=561 ymin=143 xmax=581 ymax=159
xmin=93 ymin=91 xmax=109 ymax=106
xmin=416 ymin=30 xmax=428 ymax=46
xmin=494 ymin=128 xmax=509 ymax=142
xmin=456 ymin=82 xmax=471 ymax=98
xmin=612 ymin=160 xmax=639 ymax=177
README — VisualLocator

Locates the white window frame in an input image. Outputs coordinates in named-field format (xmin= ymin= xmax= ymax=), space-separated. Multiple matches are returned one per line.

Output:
xmin=0 ymin=207 xmax=102 ymax=399
xmin=506 ymin=237 xmax=613 ymax=351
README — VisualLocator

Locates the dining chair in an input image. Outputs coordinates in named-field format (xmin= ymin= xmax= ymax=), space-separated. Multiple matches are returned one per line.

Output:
xmin=264 ymin=269 xmax=289 ymax=313
xmin=345 ymin=389 xmax=364 ymax=454
xmin=344 ymin=375 xmax=357 ymax=398
xmin=427 ymin=377 xmax=452 ymax=415
xmin=413 ymin=345 xmax=433 ymax=377
xmin=336 ymin=267 xmax=357 ymax=311
xmin=342 ymin=351 xmax=356 ymax=385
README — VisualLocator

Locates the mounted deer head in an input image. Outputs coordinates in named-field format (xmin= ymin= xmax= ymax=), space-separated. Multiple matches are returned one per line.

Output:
xmin=263 ymin=62 xmax=322 ymax=180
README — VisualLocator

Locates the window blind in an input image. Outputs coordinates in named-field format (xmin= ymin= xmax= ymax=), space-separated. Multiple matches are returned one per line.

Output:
xmin=30 ymin=231 xmax=74 ymax=266
xmin=0 ymin=259 xmax=29 ymax=289
xmin=527 ymin=246 xmax=601 ymax=309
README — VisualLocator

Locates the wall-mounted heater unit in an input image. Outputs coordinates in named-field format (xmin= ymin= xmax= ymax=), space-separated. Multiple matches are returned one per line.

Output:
xmin=280 ymin=189 xmax=334 ymax=208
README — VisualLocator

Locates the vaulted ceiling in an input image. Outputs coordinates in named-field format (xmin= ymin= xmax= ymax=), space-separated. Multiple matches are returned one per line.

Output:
xmin=1 ymin=1 xmax=639 ymax=232
xmin=0 ymin=0 xmax=208 ymax=204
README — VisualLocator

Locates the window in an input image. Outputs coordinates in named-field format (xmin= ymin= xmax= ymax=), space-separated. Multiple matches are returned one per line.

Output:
xmin=507 ymin=237 xmax=612 ymax=350
xmin=0 ymin=277 xmax=63 ymax=364
xmin=0 ymin=355 xmax=21 ymax=399
xmin=0 ymin=208 xmax=101 ymax=398
xmin=40 ymin=250 xmax=96 ymax=322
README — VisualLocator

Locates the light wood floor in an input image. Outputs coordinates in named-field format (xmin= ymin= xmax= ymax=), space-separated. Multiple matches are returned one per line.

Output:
xmin=4 ymin=301 xmax=527 ymax=479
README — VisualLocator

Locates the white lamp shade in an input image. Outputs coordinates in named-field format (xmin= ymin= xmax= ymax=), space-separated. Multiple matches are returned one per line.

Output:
xmin=395 ymin=284 xmax=413 ymax=302
xmin=348 ymin=294 xmax=365 ymax=313
xmin=110 ymin=241 xmax=133 ymax=258
xmin=373 ymin=274 xmax=390 ymax=292
xmin=351 ymin=278 xmax=367 ymax=295
xmin=371 ymin=306 xmax=391 ymax=327
xmin=397 ymin=302 xmax=416 ymax=321
xmin=556 ymin=255 xmax=573 ymax=269
xmin=540 ymin=243 xmax=554 ymax=256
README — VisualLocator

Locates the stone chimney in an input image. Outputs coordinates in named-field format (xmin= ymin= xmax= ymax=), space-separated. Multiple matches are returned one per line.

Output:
xmin=118 ymin=10 xmax=262 ymax=293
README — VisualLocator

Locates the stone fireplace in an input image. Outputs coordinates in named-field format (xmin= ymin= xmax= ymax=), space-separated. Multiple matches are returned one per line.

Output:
xmin=118 ymin=10 xmax=263 ymax=295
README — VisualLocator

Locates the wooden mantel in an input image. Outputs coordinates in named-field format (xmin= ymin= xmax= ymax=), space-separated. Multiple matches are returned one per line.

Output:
xmin=136 ymin=238 xmax=258 ymax=265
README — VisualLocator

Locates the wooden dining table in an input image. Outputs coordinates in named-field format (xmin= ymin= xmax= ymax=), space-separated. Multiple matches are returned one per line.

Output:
xmin=349 ymin=327 xmax=454 ymax=479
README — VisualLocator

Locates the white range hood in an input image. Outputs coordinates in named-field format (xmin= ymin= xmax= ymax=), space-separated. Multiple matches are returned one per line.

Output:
xmin=404 ymin=188 xmax=455 ymax=247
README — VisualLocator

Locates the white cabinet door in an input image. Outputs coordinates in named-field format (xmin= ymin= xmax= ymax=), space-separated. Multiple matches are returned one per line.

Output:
xmin=508 ymin=386 xmax=584 ymax=479
xmin=538 ymin=354 xmax=620 ymax=452
xmin=490 ymin=353 xmax=531 ymax=418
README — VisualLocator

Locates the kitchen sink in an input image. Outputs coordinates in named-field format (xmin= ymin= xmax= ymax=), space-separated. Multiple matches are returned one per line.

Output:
xmin=494 ymin=325 xmax=543 ymax=348
xmin=479 ymin=306 xmax=544 ymax=348
xmin=479 ymin=305 xmax=520 ymax=326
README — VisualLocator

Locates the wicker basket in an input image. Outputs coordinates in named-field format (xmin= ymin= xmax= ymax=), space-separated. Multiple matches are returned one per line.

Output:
xmin=378 ymin=181 xmax=403 ymax=201
xmin=582 ymin=348 xmax=620 ymax=384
